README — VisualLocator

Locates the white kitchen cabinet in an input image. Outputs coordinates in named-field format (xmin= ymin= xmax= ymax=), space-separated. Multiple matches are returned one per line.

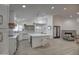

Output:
xmin=22 ymin=34 xmax=28 ymax=40
xmin=31 ymin=36 xmax=42 ymax=48
xmin=18 ymin=31 xmax=28 ymax=41
xmin=0 ymin=5 xmax=9 ymax=28
xmin=0 ymin=29 xmax=9 ymax=54
xmin=9 ymin=35 xmax=18 ymax=55
xmin=22 ymin=31 xmax=28 ymax=40
xmin=9 ymin=37 xmax=16 ymax=55
xmin=29 ymin=34 xmax=50 ymax=48
xmin=0 ymin=5 xmax=9 ymax=54
xmin=41 ymin=36 xmax=49 ymax=46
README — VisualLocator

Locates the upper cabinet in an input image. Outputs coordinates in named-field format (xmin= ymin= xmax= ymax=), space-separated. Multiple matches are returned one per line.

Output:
xmin=0 ymin=5 xmax=9 ymax=28
xmin=24 ymin=24 xmax=35 ymax=33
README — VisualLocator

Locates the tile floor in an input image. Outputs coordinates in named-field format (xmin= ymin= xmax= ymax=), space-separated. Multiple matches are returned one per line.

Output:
xmin=15 ymin=39 xmax=79 ymax=55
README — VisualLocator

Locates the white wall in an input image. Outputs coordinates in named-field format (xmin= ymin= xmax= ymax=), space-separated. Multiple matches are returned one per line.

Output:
xmin=62 ymin=18 xmax=76 ymax=30
xmin=53 ymin=15 xmax=77 ymax=37
xmin=53 ymin=15 xmax=63 ymax=26
xmin=76 ymin=18 xmax=79 ymax=35
xmin=53 ymin=15 xmax=76 ymax=30
xmin=53 ymin=15 xmax=63 ymax=30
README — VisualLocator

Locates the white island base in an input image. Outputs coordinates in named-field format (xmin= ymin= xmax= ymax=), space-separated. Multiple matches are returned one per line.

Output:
xmin=29 ymin=34 xmax=50 ymax=48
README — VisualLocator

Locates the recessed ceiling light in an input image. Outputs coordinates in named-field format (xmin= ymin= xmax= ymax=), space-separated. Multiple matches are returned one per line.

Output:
xmin=76 ymin=12 xmax=79 ymax=15
xmin=70 ymin=15 xmax=72 ymax=18
xmin=64 ymin=8 xmax=67 ymax=10
xmin=22 ymin=5 xmax=26 ymax=8
xmin=51 ymin=6 xmax=54 ymax=10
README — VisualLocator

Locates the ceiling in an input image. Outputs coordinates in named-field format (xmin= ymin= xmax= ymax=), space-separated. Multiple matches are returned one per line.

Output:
xmin=10 ymin=4 xmax=79 ymax=20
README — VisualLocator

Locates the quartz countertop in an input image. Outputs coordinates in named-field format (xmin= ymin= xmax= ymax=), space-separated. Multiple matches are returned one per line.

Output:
xmin=29 ymin=33 xmax=50 ymax=36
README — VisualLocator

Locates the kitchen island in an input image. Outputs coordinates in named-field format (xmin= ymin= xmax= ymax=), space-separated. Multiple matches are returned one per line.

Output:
xmin=9 ymin=34 xmax=19 ymax=55
xmin=28 ymin=33 xmax=50 ymax=48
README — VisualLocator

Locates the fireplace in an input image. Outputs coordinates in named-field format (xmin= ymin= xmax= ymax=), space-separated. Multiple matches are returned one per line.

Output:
xmin=62 ymin=30 xmax=76 ymax=41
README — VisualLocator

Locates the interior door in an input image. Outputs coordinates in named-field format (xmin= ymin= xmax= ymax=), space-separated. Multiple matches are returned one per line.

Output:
xmin=53 ymin=26 xmax=60 ymax=38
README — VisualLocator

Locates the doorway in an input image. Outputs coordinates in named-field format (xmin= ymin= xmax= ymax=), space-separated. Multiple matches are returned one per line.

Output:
xmin=53 ymin=26 xmax=60 ymax=38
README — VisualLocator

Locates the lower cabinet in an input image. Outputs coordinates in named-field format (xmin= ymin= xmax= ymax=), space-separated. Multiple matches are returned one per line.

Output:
xmin=41 ymin=37 xmax=49 ymax=46
xmin=9 ymin=35 xmax=18 ymax=55
xmin=32 ymin=37 xmax=42 ymax=48
xmin=22 ymin=34 xmax=28 ymax=40
xmin=31 ymin=36 xmax=49 ymax=48
xmin=0 ymin=29 xmax=9 ymax=54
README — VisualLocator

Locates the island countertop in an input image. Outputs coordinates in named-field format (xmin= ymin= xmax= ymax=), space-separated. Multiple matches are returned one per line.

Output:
xmin=28 ymin=33 xmax=50 ymax=37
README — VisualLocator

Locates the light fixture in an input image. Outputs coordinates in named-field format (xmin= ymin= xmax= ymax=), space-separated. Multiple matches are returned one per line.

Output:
xmin=36 ymin=26 xmax=41 ymax=29
xmin=70 ymin=15 xmax=72 ymax=18
xmin=64 ymin=8 xmax=67 ymax=10
xmin=76 ymin=12 xmax=79 ymax=15
xmin=51 ymin=6 xmax=54 ymax=10
xmin=38 ymin=20 xmax=43 ymax=24
xmin=22 ymin=5 xmax=26 ymax=8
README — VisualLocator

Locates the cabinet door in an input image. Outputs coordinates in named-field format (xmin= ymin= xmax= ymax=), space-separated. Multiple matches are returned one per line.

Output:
xmin=9 ymin=38 xmax=16 ymax=55
xmin=0 ymin=29 xmax=9 ymax=54
xmin=22 ymin=34 xmax=28 ymax=39
xmin=0 ymin=5 xmax=9 ymax=28
xmin=41 ymin=36 xmax=48 ymax=46
xmin=32 ymin=36 xmax=42 ymax=48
